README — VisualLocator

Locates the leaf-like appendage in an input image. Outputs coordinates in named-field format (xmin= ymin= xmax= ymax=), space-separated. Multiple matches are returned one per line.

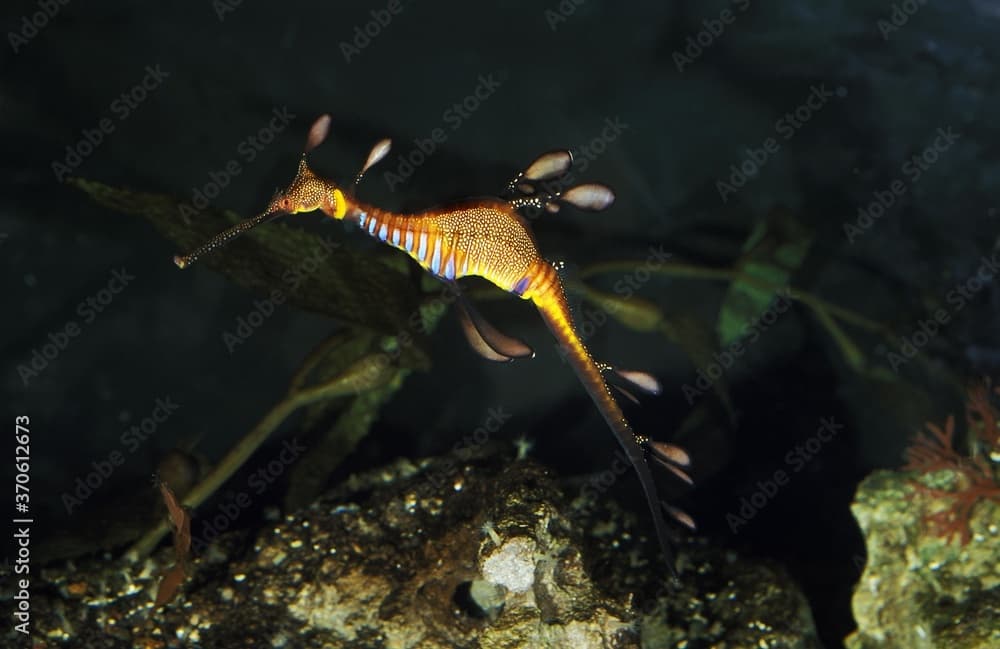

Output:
xmin=70 ymin=178 xmax=423 ymax=335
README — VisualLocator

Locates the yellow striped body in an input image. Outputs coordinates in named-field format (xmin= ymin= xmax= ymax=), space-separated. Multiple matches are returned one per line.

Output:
xmin=349 ymin=199 xmax=547 ymax=297
xmin=348 ymin=195 xmax=638 ymax=443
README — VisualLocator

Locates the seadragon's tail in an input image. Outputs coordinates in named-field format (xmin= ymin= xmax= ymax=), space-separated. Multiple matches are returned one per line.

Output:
xmin=526 ymin=260 xmax=693 ymax=575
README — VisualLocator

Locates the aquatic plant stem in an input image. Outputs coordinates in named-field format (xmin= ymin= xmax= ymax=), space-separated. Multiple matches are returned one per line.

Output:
xmin=126 ymin=363 xmax=392 ymax=561
xmin=580 ymin=260 xmax=886 ymax=333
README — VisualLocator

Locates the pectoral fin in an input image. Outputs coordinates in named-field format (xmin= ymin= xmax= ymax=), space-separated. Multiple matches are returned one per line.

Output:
xmin=455 ymin=290 xmax=535 ymax=362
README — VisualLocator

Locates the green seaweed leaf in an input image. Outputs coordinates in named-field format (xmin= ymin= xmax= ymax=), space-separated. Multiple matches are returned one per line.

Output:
xmin=283 ymin=295 xmax=453 ymax=510
xmin=717 ymin=207 xmax=813 ymax=346
xmin=70 ymin=177 xmax=421 ymax=334
xmin=573 ymin=281 xmax=736 ymax=420
xmin=284 ymin=366 xmax=408 ymax=511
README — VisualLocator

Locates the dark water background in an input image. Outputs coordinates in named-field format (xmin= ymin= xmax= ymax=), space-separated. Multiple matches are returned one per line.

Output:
xmin=3 ymin=2 xmax=999 ymax=647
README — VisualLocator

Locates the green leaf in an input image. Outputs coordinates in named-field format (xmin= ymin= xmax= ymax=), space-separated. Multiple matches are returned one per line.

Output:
xmin=70 ymin=177 xmax=422 ymax=335
xmin=717 ymin=207 xmax=813 ymax=346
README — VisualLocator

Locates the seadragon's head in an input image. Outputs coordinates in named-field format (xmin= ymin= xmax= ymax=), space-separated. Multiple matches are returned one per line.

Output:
xmin=173 ymin=115 xmax=389 ymax=269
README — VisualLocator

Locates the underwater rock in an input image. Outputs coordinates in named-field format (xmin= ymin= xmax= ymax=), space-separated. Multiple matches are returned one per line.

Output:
xmin=15 ymin=444 xmax=819 ymax=648
xmin=847 ymin=469 xmax=1000 ymax=649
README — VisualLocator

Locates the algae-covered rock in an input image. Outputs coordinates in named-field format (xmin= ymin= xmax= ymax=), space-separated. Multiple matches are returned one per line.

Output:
xmin=847 ymin=469 xmax=1000 ymax=649
xmin=16 ymin=444 xmax=820 ymax=648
